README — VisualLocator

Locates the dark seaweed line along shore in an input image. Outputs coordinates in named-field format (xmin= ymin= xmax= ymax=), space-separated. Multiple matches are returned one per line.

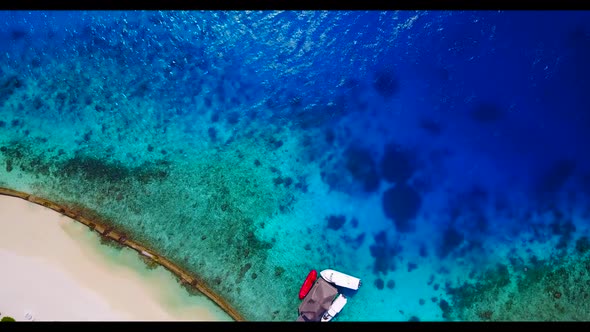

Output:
xmin=0 ymin=186 xmax=244 ymax=322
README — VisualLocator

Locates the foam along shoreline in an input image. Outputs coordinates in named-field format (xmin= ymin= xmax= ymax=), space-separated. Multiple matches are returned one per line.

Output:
xmin=0 ymin=191 xmax=234 ymax=321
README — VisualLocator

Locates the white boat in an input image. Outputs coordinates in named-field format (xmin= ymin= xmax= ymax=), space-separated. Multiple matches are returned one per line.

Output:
xmin=321 ymin=294 xmax=347 ymax=322
xmin=320 ymin=269 xmax=361 ymax=290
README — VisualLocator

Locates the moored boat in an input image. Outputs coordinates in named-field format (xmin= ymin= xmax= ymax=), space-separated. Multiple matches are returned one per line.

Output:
xmin=298 ymin=270 xmax=318 ymax=299
xmin=320 ymin=269 xmax=361 ymax=290
xmin=296 ymin=268 xmax=360 ymax=322
xmin=321 ymin=294 xmax=347 ymax=322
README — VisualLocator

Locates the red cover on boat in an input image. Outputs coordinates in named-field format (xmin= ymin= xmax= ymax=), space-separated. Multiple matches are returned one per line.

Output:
xmin=298 ymin=270 xmax=317 ymax=299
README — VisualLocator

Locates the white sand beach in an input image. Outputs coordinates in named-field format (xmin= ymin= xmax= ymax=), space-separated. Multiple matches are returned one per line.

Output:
xmin=0 ymin=195 xmax=233 ymax=322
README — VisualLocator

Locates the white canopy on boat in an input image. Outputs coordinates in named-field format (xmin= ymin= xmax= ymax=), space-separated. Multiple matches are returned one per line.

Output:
xmin=320 ymin=269 xmax=361 ymax=290
xmin=321 ymin=294 xmax=347 ymax=322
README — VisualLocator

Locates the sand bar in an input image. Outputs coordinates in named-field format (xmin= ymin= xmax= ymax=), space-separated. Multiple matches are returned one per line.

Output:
xmin=0 ymin=193 xmax=233 ymax=321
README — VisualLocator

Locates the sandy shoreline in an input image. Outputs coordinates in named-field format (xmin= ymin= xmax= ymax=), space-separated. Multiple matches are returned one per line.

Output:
xmin=0 ymin=194 xmax=233 ymax=321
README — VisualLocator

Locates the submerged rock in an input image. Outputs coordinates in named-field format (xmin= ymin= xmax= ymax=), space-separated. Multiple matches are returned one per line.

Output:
xmin=369 ymin=231 xmax=401 ymax=274
xmin=438 ymin=226 xmax=464 ymax=259
xmin=373 ymin=68 xmax=399 ymax=98
xmin=326 ymin=214 xmax=346 ymax=230
xmin=575 ymin=236 xmax=590 ymax=254
xmin=536 ymin=159 xmax=576 ymax=194
xmin=381 ymin=184 xmax=422 ymax=232
xmin=0 ymin=74 xmax=23 ymax=105
xmin=375 ymin=278 xmax=384 ymax=290
xmin=344 ymin=146 xmax=381 ymax=192
xmin=380 ymin=143 xmax=415 ymax=184
xmin=387 ymin=280 xmax=395 ymax=289
xmin=420 ymin=118 xmax=443 ymax=136
xmin=470 ymin=102 xmax=504 ymax=123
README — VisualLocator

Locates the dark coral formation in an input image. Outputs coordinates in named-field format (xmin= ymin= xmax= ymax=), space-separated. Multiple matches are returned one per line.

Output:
xmin=369 ymin=230 xmax=401 ymax=275
xmin=439 ymin=299 xmax=452 ymax=320
xmin=293 ymin=176 xmax=309 ymax=193
xmin=419 ymin=244 xmax=428 ymax=257
xmin=441 ymin=187 xmax=494 ymax=257
xmin=550 ymin=217 xmax=577 ymax=250
xmin=272 ymin=175 xmax=294 ymax=189
xmin=375 ymin=278 xmax=384 ymax=290
xmin=238 ymin=262 xmax=252 ymax=280
xmin=381 ymin=183 xmax=422 ymax=233
xmin=576 ymin=236 xmax=590 ymax=254
xmin=0 ymin=74 xmax=24 ymax=106
xmin=536 ymin=159 xmax=576 ymax=194
xmin=386 ymin=280 xmax=395 ymax=289
xmin=341 ymin=232 xmax=365 ymax=250
xmin=470 ymin=102 xmax=504 ymax=123
xmin=226 ymin=111 xmax=240 ymax=125
xmin=443 ymin=251 xmax=590 ymax=321
xmin=208 ymin=127 xmax=217 ymax=141
xmin=325 ymin=128 xmax=335 ymax=144
xmin=438 ymin=226 xmax=464 ymax=259
xmin=446 ymin=263 xmax=512 ymax=320
xmin=344 ymin=146 xmax=381 ymax=192
xmin=326 ymin=214 xmax=346 ymax=231
xmin=373 ymin=67 xmax=399 ymax=98
xmin=380 ymin=143 xmax=415 ymax=184
xmin=61 ymin=154 xmax=169 ymax=185
xmin=61 ymin=156 xmax=131 ymax=183
xmin=419 ymin=118 xmax=443 ymax=136
xmin=477 ymin=310 xmax=493 ymax=320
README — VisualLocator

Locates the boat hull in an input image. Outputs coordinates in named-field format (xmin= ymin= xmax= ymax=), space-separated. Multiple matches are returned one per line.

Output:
xmin=321 ymin=294 xmax=347 ymax=322
xmin=320 ymin=269 xmax=361 ymax=290
xmin=299 ymin=270 xmax=318 ymax=299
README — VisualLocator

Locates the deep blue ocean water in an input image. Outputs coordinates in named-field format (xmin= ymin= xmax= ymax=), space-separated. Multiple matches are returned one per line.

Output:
xmin=1 ymin=10 xmax=590 ymax=321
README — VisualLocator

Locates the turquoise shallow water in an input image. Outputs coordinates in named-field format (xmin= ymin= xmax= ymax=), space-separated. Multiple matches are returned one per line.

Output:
xmin=2 ymin=11 xmax=590 ymax=321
